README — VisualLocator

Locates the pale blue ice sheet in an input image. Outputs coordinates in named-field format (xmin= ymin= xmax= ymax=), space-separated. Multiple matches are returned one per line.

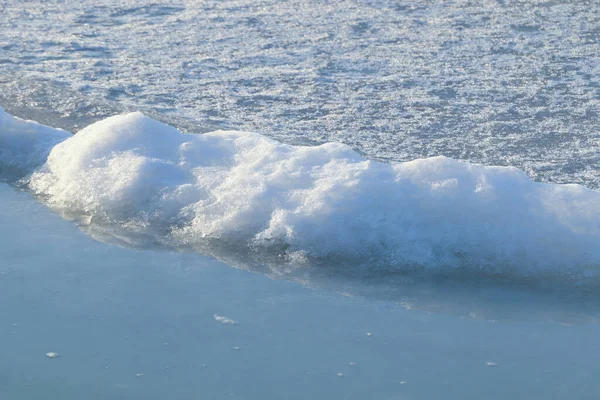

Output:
xmin=3 ymin=183 xmax=600 ymax=399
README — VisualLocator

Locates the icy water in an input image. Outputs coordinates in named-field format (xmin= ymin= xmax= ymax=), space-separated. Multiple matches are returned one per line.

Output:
xmin=2 ymin=0 xmax=600 ymax=398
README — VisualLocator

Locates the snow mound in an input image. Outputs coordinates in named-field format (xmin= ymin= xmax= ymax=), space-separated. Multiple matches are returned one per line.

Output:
xmin=4 ymin=109 xmax=600 ymax=282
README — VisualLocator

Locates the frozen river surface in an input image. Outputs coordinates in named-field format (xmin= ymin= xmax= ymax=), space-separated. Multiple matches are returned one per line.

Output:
xmin=2 ymin=0 xmax=600 ymax=398
xmin=3 ymin=183 xmax=600 ymax=399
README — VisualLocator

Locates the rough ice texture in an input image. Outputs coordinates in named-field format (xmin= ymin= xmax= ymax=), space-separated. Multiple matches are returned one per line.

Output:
xmin=2 ymin=110 xmax=600 ymax=281
xmin=0 ymin=106 xmax=71 ymax=179
xmin=3 ymin=0 xmax=600 ymax=189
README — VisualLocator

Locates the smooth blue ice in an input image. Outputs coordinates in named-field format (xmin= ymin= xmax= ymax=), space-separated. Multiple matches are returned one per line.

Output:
xmin=3 ymin=182 xmax=600 ymax=400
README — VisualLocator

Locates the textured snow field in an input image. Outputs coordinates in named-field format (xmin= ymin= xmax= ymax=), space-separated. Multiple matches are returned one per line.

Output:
xmin=1 ymin=0 xmax=600 ymax=187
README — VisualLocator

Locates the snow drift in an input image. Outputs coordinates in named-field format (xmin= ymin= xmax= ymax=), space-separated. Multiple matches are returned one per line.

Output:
xmin=2 ymin=107 xmax=600 ymax=282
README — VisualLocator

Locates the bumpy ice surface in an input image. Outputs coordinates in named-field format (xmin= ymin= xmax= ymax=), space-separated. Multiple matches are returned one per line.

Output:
xmin=1 ymin=0 xmax=600 ymax=188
